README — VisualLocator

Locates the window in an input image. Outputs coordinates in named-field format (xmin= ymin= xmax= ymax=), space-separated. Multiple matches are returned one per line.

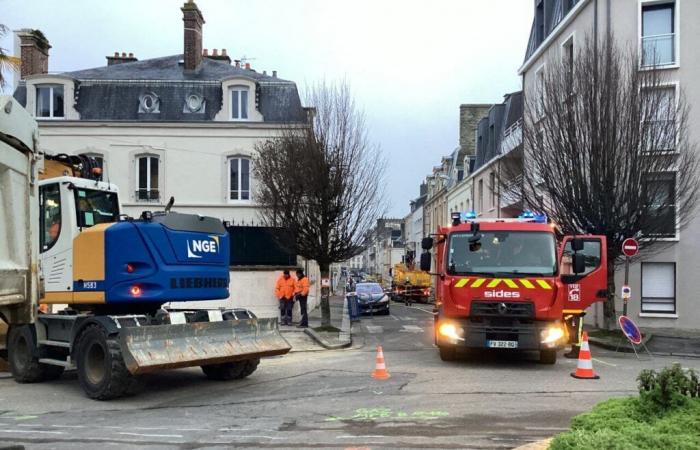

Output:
xmin=643 ymin=174 xmax=676 ymax=237
xmin=562 ymin=36 xmax=574 ymax=92
xmin=136 ymin=155 xmax=160 ymax=201
xmin=229 ymin=157 xmax=251 ymax=201
xmin=535 ymin=66 xmax=546 ymax=118
xmin=641 ymin=262 xmax=675 ymax=313
xmin=642 ymin=2 xmax=675 ymax=66
xmin=74 ymin=188 xmax=119 ymax=228
xmin=83 ymin=153 xmax=104 ymax=181
xmin=230 ymin=86 xmax=249 ymax=120
xmin=643 ymin=86 xmax=676 ymax=151
xmin=561 ymin=240 xmax=602 ymax=275
xmin=478 ymin=179 xmax=484 ymax=212
xmin=39 ymin=183 xmax=61 ymax=252
xmin=489 ymin=172 xmax=496 ymax=208
xmin=36 ymin=85 xmax=64 ymax=118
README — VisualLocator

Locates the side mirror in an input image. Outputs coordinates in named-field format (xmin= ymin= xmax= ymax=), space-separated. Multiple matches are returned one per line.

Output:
xmin=420 ymin=252 xmax=432 ymax=272
xmin=421 ymin=237 xmax=434 ymax=250
xmin=572 ymin=253 xmax=586 ymax=274
xmin=571 ymin=237 xmax=584 ymax=252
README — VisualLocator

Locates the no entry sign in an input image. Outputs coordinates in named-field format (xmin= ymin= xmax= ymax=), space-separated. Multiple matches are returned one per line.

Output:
xmin=619 ymin=315 xmax=643 ymax=345
xmin=622 ymin=238 xmax=639 ymax=257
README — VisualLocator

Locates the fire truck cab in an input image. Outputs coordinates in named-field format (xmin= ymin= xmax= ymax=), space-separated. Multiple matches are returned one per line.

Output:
xmin=421 ymin=211 xmax=607 ymax=364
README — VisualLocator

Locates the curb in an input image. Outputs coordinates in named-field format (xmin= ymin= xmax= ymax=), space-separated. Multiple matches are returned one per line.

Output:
xmin=512 ymin=438 xmax=552 ymax=450
xmin=304 ymin=328 xmax=352 ymax=350
xmin=588 ymin=333 xmax=653 ymax=353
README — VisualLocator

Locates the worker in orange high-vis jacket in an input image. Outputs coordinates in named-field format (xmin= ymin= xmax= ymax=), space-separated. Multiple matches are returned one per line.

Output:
xmin=294 ymin=268 xmax=311 ymax=328
xmin=275 ymin=270 xmax=296 ymax=326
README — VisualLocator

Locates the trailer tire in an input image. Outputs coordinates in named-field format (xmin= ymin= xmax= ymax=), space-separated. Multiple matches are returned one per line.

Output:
xmin=438 ymin=345 xmax=457 ymax=362
xmin=539 ymin=350 xmax=557 ymax=365
xmin=76 ymin=325 xmax=138 ymax=400
xmin=201 ymin=358 xmax=260 ymax=381
xmin=7 ymin=325 xmax=64 ymax=383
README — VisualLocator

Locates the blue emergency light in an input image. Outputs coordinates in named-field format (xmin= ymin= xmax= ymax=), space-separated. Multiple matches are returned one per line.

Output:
xmin=518 ymin=210 xmax=548 ymax=223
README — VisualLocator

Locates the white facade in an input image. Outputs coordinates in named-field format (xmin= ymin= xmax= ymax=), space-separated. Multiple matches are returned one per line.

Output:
xmin=520 ymin=0 xmax=700 ymax=330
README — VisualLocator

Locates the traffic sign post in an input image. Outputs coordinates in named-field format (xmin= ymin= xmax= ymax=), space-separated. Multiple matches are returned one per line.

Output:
xmin=621 ymin=238 xmax=639 ymax=316
xmin=616 ymin=315 xmax=653 ymax=360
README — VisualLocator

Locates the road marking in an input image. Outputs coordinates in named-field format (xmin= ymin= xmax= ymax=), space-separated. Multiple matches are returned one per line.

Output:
xmin=337 ymin=435 xmax=387 ymax=439
xmin=388 ymin=314 xmax=400 ymax=321
xmin=394 ymin=304 xmax=434 ymax=314
xmin=0 ymin=430 xmax=65 ymax=435
xmin=400 ymin=325 xmax=423 ymax=333
xmin=51 ymin=424 xmax=87 ymax=428
xmin=118 ymin=432 xmax=184 ymax=438
xmin=366 ymin=325 xmax=383 ymax=334
xmin=216 ymin=435 xmax=284 ymax=440
xmin=592 ymin=357 xmax=617 ymax=367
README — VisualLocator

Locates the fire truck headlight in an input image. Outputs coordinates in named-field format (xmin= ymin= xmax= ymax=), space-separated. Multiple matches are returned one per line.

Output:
xmin=439 ymin=323 xmax=464 ymax=342
xmin=541 ymin=325 xmax=565 ymax=345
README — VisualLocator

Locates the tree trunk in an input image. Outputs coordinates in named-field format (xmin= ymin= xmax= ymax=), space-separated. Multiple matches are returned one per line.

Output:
xmin=603 ymin=259 xmax=616 ymax=330
xmin=320 ymin=263 xmax=332 ymax=328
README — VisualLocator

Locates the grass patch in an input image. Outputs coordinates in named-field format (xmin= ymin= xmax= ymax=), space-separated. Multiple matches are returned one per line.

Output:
xmin=551 ymin=364 xmax=700 ymax=450
xmin=313 ymin=325 xmax=341 ymax=333
xmin=550 ymin=397 xmax=700 ymax=450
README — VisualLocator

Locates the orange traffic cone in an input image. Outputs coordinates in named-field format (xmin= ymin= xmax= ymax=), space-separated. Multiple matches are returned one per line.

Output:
xmin=371 ymin=346 xmax=391 ymax=380
xmin=571 ymin=332 xmax=599 ymax=379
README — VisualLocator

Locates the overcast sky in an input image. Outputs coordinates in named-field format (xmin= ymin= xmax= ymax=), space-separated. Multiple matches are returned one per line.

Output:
xmin=1 ymin=0 xmax=533 ymax=217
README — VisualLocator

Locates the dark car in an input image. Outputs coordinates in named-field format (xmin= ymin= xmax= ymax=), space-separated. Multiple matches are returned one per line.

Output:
xmin=354 ymin=282 xmax=390 ymax=315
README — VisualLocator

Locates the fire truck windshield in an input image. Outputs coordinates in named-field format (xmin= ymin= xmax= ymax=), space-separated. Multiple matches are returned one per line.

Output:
xmin=447 ymin=231 xmax=557 ymax=277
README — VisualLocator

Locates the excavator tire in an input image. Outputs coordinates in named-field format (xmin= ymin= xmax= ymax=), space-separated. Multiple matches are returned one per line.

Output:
xmin=7 ymin=325 xmax=64 ymax=383
xmin=76 ymin=324 xmax=140 ymax=400
xmin=201 ymin=358 xmax=260 ymax=381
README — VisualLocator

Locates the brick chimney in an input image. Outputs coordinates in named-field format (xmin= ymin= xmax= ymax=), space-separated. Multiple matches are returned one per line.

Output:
xmin=181 ymin=0 xmax=205 ymax=71
xmin=106 ymin=51 xmax=138 ymax=66
xmin=16 ymin=29 xmax=50 ymax=79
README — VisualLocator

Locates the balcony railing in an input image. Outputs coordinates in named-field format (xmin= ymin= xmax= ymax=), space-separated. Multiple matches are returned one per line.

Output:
xmin=500 ymin=119 xmax=523 ymax=155
xmin=135 ymin=189 xmax=160 ymax=202
xmin=500 ymin=175 xmax=523 ymax=208
xmin=642 ymin=34 xmax=675 ymax=67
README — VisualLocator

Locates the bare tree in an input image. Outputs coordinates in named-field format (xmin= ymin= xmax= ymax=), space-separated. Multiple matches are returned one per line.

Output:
xmin=254 ymin=81 xmax=386 ymax=327
xmin=521 ymin=34 xmax=699 ymax=328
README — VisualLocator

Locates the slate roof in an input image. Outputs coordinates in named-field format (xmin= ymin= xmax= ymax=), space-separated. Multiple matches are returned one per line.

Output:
xmin=524 ymin=0 xmax=580 ymax=63
xmin=14 ymin=54 xmax=306 ymax=123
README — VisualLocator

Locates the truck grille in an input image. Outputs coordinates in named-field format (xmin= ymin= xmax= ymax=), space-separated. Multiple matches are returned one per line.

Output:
xmin=470 ymin=301 xmax=534 ymax=318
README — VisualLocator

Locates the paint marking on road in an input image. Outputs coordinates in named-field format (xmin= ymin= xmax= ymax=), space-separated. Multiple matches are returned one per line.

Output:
xmin=216 ymin=435 xmax=284 ymax=440
xmin=394 ymin=303 xmax=434 ymax=314
xmin=131 ymin=427 xmax=172 ymax=431
xmin=118 ymin=432 xmax=184 ymax=438
xmin=51 ymin=424 xmax=87 ymax=429
xmin=592 ymin=357 xmax=617 ymax=367
xmin=336 ymin=435 xmax=387 ymax=439
xmin=388 ymin=314 xmax=400 ymax=321
xmin=0 ymin=430 xmax=65 ymax=435
xmin=366 ymin=325 xmax=383 ymax=334
xmin=400 ymin=325 xmax=423 ymax=333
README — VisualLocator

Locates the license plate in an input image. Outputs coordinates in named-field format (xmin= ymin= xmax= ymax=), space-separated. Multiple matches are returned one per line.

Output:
xmin=487 ymin=340 xmax=518 ymax=349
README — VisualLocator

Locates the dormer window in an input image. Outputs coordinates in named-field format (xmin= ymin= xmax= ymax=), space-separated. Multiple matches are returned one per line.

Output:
xmin=138 ymin=92 xmax=160 ymax=114
xmin=36 ymin=85 xmax=64 ymax=118
xmin=230 ymin=86 xmax=249 ymax=120
xmin=184 ymin=94 xmax=205 ymax=113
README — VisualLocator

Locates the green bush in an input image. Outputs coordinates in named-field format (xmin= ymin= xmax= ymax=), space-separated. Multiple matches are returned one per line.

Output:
xmin=637 ymin=364 xmax=699 ymax=412
xmin=551 ymin=365 xmax=700 ymax=450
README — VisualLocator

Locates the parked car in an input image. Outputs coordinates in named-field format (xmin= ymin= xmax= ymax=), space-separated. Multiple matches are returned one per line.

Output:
xmin=355 ymin=282 xmax=390 ymax=315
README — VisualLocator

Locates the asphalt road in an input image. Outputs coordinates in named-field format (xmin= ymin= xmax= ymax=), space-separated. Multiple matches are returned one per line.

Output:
xmin=1 ymin=303 xmax=699 ymax=449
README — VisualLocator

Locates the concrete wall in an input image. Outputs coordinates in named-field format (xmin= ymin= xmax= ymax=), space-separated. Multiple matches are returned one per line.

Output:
xmin=520 ymin=0 xmax=700 ymax=330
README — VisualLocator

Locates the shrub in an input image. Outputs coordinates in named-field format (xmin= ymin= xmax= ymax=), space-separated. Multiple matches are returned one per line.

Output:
xmin=636 ymin=364 xmax=699 ymax=412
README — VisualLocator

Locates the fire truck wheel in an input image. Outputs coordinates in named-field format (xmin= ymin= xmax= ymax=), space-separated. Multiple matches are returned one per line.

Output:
xmin=439 ymin=345 xmax=457 ymax=362
xmin=201 ymin=358 xmax=260 ymax=380
xmin=76 ymin=325 xmax=138 ymax=400
xmin=539 ymin=350 xmax=557 ymax=364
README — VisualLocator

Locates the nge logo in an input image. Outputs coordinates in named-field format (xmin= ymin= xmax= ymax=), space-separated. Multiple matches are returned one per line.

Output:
xmin=187 ymin=235 xmax=219 ymax=259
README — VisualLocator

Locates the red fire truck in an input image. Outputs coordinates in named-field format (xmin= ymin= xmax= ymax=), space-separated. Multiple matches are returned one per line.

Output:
xmin=420 ymin=211 xmax=607 ymax=364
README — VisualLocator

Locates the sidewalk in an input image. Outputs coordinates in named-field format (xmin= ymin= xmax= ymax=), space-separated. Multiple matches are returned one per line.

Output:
xmin=279 ymin=294 xmax=352 ymax=350
xmin=586 ymin=325 xmax=700 ymax=357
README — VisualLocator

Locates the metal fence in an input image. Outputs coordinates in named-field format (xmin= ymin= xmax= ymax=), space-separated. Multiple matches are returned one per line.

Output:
xmin=226 ymin=225 xmax=296 ymax=266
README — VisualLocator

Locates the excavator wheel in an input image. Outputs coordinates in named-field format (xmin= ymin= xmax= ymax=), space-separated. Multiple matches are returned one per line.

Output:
xmin=201 ymin=358 xmax=261 ymax=381
xmin=7 ymin=325 xmax=64 ymax=383
xmin=75 ymin=325 xmax=141 ymax=400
